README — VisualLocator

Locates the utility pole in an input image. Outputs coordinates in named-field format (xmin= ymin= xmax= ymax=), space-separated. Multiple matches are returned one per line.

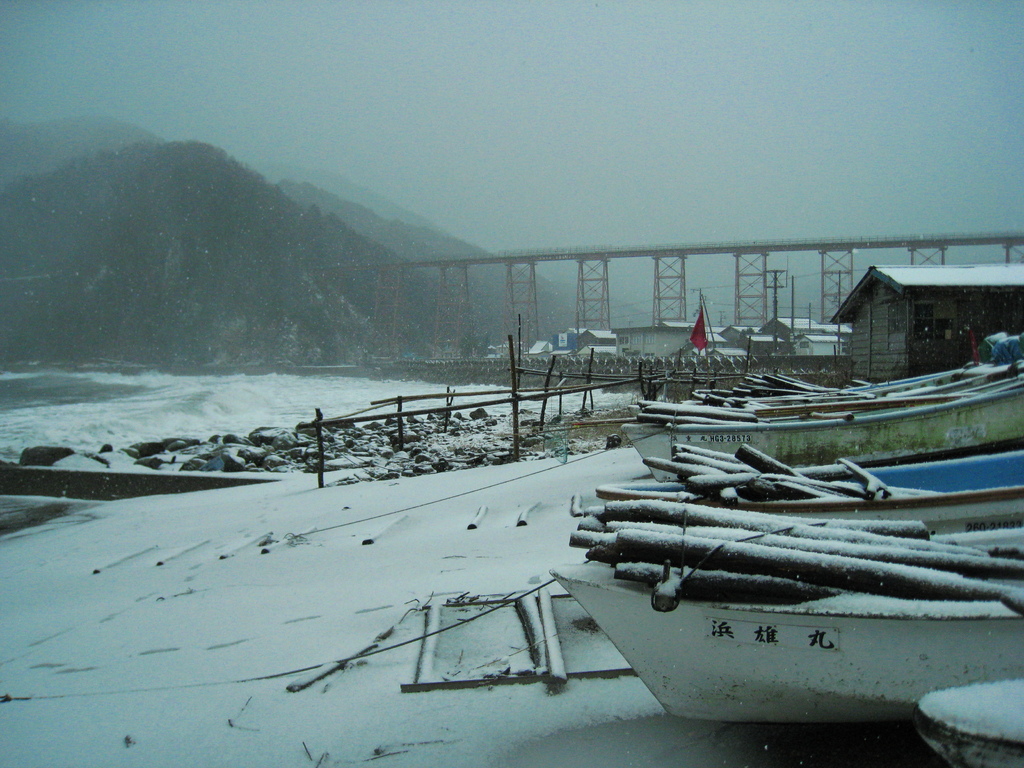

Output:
xmin=766 ymin=269 xmax=787 ymax=355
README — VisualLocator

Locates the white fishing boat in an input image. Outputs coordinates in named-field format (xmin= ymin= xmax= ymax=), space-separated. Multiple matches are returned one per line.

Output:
xmin=624 ymin=364 xmax=1024 ymax=476
xmin=914 ymin=679 xmax=1024 ymax=768
xmin=552 ymin=561 xmax=1024 ymax=723
xmin=552 ymin=502 xmax=1024 ymax=723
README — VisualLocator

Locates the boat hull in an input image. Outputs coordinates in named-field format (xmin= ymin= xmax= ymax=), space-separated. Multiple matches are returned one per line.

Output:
xmin=914 ymin=680 xmax=1024 ymax=768
xmin=624 ymin=385 xmax=1024 ymax=480
xmin=552 ymin=563 xmax=1024 ymax=723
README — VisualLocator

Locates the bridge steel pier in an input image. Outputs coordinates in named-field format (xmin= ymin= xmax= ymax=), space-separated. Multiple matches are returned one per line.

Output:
xmin=909 ymin=246 xmax=947 ymax=265
xmin=1007 ymin=245 xmax=1024 ymax=263
xmin=576 ymin=258 xmax=612 ymax=331
xmin=819 ymin=249 xmax=854 ymax=324
xmin=373 ymin=265 xmax=404 ymax=357
xmin=432 ymin=264 xmax=471 ymax=357
xmin=504 ymin=261 xmax=539 ymax=351
xmin=734 ymin=252 xmax=768 ymax=327
xmin=652 ymin=254 xmax=687 ymax=324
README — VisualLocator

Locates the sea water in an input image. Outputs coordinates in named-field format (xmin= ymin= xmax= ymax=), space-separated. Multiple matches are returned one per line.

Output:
xmin=0 ymin=368 xmax=632 ymax=463
xmin=0 ymin=369 xmax=484 ymax=463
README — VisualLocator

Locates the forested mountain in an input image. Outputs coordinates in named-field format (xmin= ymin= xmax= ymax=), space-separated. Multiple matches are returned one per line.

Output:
xmin=0 ymin=118 xmax=572 ymax=367
xmin=256 ymin=162 xmax=439 ymax=231
xmin=277 ymin=180 xmax=576 ymax=343
xmin=278 ymin=180 xmax=487 ymax=262
xmin=0 ymin=117 xmax=161 ymax=190
xmin=0 ymin=141 xmax=432 ymax=366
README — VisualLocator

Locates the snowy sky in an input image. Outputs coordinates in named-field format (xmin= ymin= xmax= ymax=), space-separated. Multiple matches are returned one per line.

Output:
xmin=3 ymin=1 xmax=1022 ymax=251
xmin=2 ymin=1 xmax=1023 ymax=322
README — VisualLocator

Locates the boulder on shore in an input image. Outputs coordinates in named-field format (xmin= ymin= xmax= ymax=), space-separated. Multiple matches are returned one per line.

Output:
xmin=20 ymin=446 xmax=75 ymax=467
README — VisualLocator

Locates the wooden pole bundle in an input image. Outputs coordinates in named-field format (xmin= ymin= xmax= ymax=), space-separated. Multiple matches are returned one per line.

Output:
xmin=596 ymin=498 xmax=932 ymax=539
xmin=646 ymin=444 xmax=898 ymax=505
xmin=582 ymin=521 xmax=1024 ymax=579
xmin=583 ymin=527 xmax=1024 ymax=613
xmin=637 ymin=401 xmax=759 ymax=423
xmin=667 ymin=449 xmax=757 ymax=475
xmin=614 ymin=562 xmax=845 ymax=604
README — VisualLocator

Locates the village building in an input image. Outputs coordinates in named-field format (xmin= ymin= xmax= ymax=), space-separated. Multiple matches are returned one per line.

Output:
xmin=549 ymin=330 xmax=579 ymax=353
xmin=832 ymin=264 xmax=1024 ymax=381
xmin=759 ymin=318 xmax=850 ymax=350
xmin=576 ymin=342 xmax=618 ymax=357
xmin=794 ymin=333 xmax=846 ymax=356
xmin=575 ymin=329 xmax=617 ymax=352
xmin=612 ymin=321 xmax=725 ymax=357
xmin=743 ymin=333 xmax=785 ymax=356
xmin=718 ymin=325 xmax=756 ymax=347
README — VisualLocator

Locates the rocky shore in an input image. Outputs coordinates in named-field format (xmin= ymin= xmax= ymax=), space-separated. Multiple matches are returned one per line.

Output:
xmin=10 ymin=405 xmax=625 ymax=486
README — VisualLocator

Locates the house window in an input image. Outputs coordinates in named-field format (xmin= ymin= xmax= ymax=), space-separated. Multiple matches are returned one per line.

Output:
xmin=913 ymin=302 xmax=951 ymax=340
xmin=887 ymin=303 xmax=906 ymax=335
xmin=887 ymin=302 xmax=906 ymax=350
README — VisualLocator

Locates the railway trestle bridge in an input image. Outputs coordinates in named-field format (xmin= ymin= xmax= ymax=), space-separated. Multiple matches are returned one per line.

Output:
xmin=372 ymin=233 xmax=1024 ymax=354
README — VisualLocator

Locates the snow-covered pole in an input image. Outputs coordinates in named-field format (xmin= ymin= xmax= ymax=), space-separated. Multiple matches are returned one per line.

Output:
xmin=314 ymin=407 xmax=325 ymax=489
xmin=467 ymin=505 xmax=488 ymax=530
xmin=395 ymin=396 xmax=404 ymax=449
xmin=538 ymin=588 xmax=567 ymax=683
xmin=508 ymin=334 xmax=520 ymax=462
xmin=539 ymin=356 xmax=556 ymax=428
xmin=583 ymin=347 xmax=595 ymax=412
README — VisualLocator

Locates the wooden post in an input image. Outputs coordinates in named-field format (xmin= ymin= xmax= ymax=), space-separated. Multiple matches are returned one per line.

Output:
xmin=314 ymin=408 xmax=325 ymax=489
xmin=539 ymin=356 xmax=556 ymax=429
xmin=443 ymin=386 xmax=453 ymax=433
xmin=637 ymin=360 xmax=645 ymax=401
xmin=508 ymin=334 xmax=521 ymax=461
xmin=583 ymin=348 xmax=595 ymax=413
xmin=396 ymin=395 xmax=404 ymax=449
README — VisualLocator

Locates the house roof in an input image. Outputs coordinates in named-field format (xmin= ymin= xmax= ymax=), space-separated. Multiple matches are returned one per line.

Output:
xmin=797 ymin=334 xmax=845 ymax=343
xmin=833 ymin=264 xmax=1024 ymax=322
xmin=578 ymin=329 xmax=617 ymax=340
xmin=708 ymin=347 xmax=747 ymax=357
xmin=873 ymin=264 xmax=1024 ymax=288
xmin=763 ymin=318 xmax=852 ymax=335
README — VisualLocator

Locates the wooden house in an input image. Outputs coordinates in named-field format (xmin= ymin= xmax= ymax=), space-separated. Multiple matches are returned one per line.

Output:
xmin=612 ymin=322 xmax=725 ymax=357
xmin=832 ymin=264 xmax=1024 ymax=381
xmin=577 ymin=329 xmax=614 ymax=350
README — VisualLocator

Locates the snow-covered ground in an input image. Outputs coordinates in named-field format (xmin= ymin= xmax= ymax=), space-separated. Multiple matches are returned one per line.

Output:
xmin=2 ymin=445 xmax=947 ymax=767
xmin=0 ymin=370 xmax=954 ymax=766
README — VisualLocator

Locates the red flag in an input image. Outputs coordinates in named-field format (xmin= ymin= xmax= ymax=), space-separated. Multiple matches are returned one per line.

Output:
xmin=969 ymin=329 xmax=980 ymax=365
xmin=690 ymin=305 xmax=708 ymax=351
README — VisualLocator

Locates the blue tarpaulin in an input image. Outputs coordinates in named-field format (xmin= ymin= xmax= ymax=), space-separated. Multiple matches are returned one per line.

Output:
xmin=990 ymin=334 xmax=1024 ymax=364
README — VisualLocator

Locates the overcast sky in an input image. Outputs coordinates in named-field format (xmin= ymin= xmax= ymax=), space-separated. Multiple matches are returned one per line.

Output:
xmin=2 ymin=1 xmax=1023 ymax=321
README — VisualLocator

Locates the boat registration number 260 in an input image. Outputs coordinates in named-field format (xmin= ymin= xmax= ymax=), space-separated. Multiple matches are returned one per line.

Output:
xmin=705 ymin=616 xmax=840 ymax=652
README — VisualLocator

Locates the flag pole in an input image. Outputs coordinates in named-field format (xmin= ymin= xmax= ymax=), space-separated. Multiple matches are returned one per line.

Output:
xmin=702 ymin=291 xmax=710 ymax=385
